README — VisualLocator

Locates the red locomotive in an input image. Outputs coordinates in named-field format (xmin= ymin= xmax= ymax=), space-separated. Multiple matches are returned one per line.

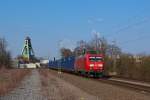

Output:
xmin=74 ymin=50 xmax=104 ymax=77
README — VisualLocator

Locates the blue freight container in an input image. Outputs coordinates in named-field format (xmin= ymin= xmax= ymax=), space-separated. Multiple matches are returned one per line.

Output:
xmin=49 ymin=56 xmax=75 ymax=71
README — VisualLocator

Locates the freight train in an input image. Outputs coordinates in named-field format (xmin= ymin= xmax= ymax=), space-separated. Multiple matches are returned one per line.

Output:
xmin=49 ymin=50 xmax=104 ymax=77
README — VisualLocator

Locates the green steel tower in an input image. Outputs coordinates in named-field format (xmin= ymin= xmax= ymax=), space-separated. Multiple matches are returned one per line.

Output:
xmin=21 ymin=36 xmax=35 ymax=61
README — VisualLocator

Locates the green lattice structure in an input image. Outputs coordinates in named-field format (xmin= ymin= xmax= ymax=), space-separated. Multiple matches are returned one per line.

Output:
xmin=21 ymin=36 xmax=35 ymax=61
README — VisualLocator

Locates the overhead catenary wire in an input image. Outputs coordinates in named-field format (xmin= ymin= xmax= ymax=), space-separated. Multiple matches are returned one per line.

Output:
xmin=105 ymin=17 xmax=150 ymax=38
xmin=118 ymin=34 xmax=150 ymax=46
xmin=105 ymin=16 xmax=150 ymax=48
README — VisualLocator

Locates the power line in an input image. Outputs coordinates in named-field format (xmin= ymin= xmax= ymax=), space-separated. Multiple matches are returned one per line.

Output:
xmin=107 ymin=33 xmax=150 ymax=53
xmin=119 ymin=34 xmax=150 ymax=46
xmin=105 ymin=17 xmax=150 ymax=38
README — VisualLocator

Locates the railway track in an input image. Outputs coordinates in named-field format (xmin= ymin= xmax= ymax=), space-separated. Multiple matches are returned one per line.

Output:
xmin=97 ymin=77 xmax=150 ymax=94
xmin=70 ymin=71 xmax=150 ymax=94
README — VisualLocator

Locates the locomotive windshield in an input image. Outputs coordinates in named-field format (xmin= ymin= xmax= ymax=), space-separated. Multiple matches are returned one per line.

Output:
xmin=89 ymin=56 xmax=103 ymax=62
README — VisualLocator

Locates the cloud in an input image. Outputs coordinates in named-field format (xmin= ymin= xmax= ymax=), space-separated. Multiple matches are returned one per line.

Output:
xmin=96 ymin=18 xmax=104 ymax=22
xmin=88 ymin=17 xmax=104 ymax=24
xmin=88 ymin=19 xmax=93 ymax=24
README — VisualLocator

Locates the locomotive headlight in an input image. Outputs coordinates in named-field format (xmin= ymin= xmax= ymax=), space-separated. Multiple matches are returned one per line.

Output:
xmin=98 ymin=64 xmax=103 ymax=67
xmin=89 ymin=64 xmax=94 ymax=67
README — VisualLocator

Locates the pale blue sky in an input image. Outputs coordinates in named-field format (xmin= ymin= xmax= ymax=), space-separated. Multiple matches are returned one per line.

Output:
xmin=0 ymin=0 xmax=150 ymax=58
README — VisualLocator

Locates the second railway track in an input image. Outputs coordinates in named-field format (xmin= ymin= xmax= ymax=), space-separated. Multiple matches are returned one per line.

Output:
xmin=66 ymin=70 xmax=150 ymax=94
xmin=51 ymin=69 xmax=150 ymax=95
xmin=97 ymin=77 xmax=150 ymax=94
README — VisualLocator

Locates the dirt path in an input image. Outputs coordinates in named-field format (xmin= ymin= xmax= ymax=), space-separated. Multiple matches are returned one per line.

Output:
xmin=0 ymin=70 xmax=47 ymax=100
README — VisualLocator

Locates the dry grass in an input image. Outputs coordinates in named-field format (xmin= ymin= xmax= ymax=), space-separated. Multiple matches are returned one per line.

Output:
xmin=38 ymin=69 xmax=49 ymax=89
xmin=0 ymin=68 xmax=31 ymax=96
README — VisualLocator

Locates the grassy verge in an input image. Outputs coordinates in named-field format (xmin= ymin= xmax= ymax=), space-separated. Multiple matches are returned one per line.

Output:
xmin=0 ymin=68 xmax=31 ymax=96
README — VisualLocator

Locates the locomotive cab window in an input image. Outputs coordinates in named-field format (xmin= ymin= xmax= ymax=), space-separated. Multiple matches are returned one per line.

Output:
xmin=95 ymin=57 xmax=103 ymax=62
xmin=89 ymin=57 xmax=95 ymax=62
xmin=89 ymin=57 xmax=103 ymax=62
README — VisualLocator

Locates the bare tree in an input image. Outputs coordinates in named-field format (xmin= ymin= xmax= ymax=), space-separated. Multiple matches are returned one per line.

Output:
xmin=0 ymin=38 xmax=12 ymax=68
xmin=60 ymin=48 xmax=74 ymax=58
